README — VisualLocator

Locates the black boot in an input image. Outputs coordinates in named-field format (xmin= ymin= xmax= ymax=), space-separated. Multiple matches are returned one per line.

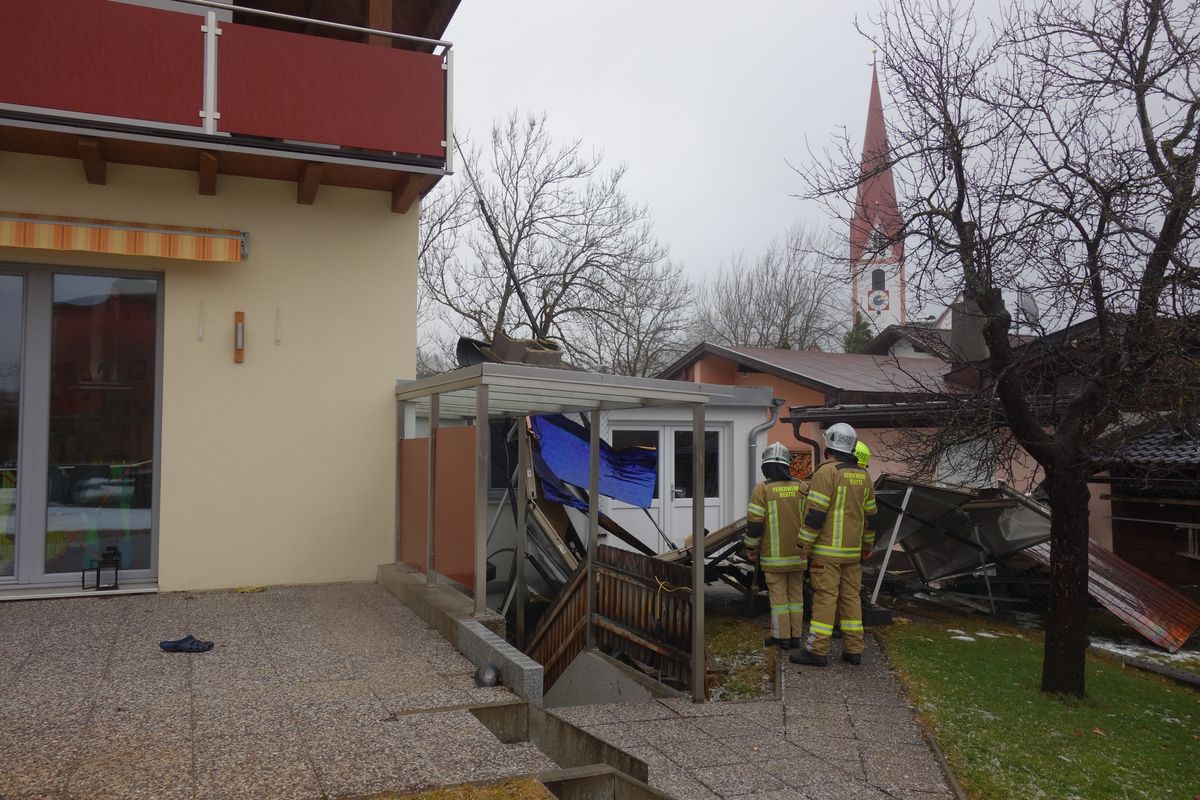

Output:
xmin=789 ymin=649 xmax=828 ymax=666
xmin=841 ymin=651 xmax=863 ymax=666
xmin=783 ymin=637 xmax=800 ymax=650
xmin=764 ymin=636 xmax=784 ymax=648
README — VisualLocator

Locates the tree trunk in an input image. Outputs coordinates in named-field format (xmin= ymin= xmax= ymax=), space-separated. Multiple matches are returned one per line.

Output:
xmin=1040 ymin=467 xmax=1092 ymax=696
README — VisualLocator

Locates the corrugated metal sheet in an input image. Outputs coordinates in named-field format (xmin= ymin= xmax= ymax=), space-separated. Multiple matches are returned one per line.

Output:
xmin=1024 ymin=540 xmax=1200 ymax=653
xmin=874 ymin=475 xmax=1200 ymax=652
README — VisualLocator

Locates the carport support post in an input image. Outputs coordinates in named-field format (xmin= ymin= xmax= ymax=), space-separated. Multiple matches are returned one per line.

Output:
xmin=474 ymin=386 xmax=490 ymax=616
xmin=426 ymin=394 xmax=439 ymax=584
xmin=691 ymin=402 xmax=706 ymax=703
xmin=395 ymin=400 xmax=406 ymax=564
xmin=871 ymin=485 xmax=912 ymax=605
xmin=585 ymin=409 xmax=601 ymax=650
xmin=515 ymin=417 xmax=529 ymax=649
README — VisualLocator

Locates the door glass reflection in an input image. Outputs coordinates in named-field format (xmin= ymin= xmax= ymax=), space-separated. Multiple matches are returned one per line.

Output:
xmin=673 ymin=431 xmax=719 ymax=499
xmin=0 ymin=275 xmax=22 ymax=578
xmin=45 ymin=275 xmax=157 ymax=574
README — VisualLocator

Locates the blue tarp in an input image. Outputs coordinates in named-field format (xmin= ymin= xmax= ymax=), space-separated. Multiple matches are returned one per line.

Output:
xmin=531 ymin=414 xmax=657 ymax=509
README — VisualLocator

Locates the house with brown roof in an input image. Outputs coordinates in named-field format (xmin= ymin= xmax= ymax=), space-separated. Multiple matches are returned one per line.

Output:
xmin=657 ymin=341 xmax=949 ymax=479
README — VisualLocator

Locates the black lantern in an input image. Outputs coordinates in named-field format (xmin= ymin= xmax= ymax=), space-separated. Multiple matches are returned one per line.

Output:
xmin=81 ymin=546 xmax=121 ymax=591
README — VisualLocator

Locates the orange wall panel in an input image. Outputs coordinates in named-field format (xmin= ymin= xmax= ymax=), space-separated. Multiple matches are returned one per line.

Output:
xmin=434 ymin=426 xmax=476 ymax=588
xmin=397 ymin=438 xmax=429 ymax=571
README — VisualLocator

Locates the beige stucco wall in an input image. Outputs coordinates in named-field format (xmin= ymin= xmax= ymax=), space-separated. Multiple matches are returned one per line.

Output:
xmin=0 ymin=151 xmax=417 ymax=590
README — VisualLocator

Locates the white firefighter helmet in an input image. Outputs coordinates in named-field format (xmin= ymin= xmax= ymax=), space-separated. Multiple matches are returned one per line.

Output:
xmin=823 ymin=423 xmax=858 ymax=456
xmin=761 ymin=442 xmax=792 ymax=468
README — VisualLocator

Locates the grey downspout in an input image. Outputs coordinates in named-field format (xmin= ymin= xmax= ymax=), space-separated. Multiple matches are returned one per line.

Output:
xmin=748 ymin=398 xmax=787 ymax=493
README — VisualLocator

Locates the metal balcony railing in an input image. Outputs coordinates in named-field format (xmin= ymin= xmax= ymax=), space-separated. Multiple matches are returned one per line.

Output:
xmin=0 ymin=0 xmax=454 ymax=173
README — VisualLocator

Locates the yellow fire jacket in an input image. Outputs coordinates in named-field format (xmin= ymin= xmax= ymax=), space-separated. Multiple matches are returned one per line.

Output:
xmin=798 ymin=457 xmax=877 ymax=563
xmin=744 ymin=479 xmax=809 ymax=572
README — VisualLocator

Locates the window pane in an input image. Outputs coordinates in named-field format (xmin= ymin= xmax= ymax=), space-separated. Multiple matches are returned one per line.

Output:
xmin=872 ymin=268 xmax=886 ymax=291
xmin=612 ymin=429 xmax=659 ymax=500
xmin=0 ymin=275 xmax=21 ymax=578
xmin=673 ymin=431 xmax=719 ymax=499
xmin=45 ymin=275 xmax=157 ymax=574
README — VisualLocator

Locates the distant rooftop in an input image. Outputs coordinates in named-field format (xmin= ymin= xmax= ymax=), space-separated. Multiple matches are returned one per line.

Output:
xmin=658 ymin=341 xmax=947 ymax=400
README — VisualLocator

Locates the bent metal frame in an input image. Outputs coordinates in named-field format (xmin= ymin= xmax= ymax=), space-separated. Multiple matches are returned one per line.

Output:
xmin=395 ymin=363 xmax=728 ymax=703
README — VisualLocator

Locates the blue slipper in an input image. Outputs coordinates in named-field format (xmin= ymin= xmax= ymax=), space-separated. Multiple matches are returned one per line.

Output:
xmin=160 ymin=635 xmax=213 ymax=653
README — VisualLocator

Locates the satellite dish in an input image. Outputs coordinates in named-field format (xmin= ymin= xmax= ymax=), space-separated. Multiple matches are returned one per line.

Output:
xmin=1017 ymin=290 xmax=1040 ymax=325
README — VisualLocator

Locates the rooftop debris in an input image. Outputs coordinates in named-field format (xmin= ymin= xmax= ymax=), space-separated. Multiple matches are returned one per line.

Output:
xmin=870 ymin=475 xmax=1200 ymax=652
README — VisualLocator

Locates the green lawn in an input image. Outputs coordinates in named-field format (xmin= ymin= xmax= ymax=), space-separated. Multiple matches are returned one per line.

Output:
xmin=877 ymin=617 xmax=1200 ymax=800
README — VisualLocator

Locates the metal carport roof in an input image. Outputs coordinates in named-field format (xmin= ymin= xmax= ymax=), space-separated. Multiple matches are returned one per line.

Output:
xmin=395 ymin=362 xmax=731 ymax=418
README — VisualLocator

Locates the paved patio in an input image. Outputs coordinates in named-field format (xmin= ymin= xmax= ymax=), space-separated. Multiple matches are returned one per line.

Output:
xmin=1 ymin=583 xmax=955 ymax=800
xmin=0 ymin=583 xmax=552 ymax=799
xmin=552 ymin=636 xmax=956 ymax=800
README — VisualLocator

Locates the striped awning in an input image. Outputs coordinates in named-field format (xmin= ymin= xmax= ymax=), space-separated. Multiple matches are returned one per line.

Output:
xmin=0 ymin=211 xmax=247 ymax=262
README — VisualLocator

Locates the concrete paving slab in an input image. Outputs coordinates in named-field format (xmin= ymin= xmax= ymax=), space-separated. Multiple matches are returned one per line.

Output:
xmin=597 ymin=701 xmax=681 ymax=722
xmin=65 ymin=739 xmax=193 ymax=800
xmin=194 ymin=733 xmax=320 ymax=800
xmin=555 ymin=633 xmax=955 ymax=800
xmin=652 ymin=735 xmax=744 ymax=770
xmin=688 ymin=713 xmax=774 ymax=740
xmin=694 ymin=763 xmax=786 ymax=796
xmin=0 ymin=723 xmax=83 ymax=797
xmin=0 ymin=583 xmax=555 ymax=800
xmin=193 ymin=685 xmax=294 ymax=738
xmin=89 ymin=691 xmax=193 ymax=744
xmin=649 ymin=765 xmax=723 ymax=800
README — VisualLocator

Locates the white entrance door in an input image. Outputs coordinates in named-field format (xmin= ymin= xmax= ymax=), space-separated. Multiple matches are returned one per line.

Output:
xmin=665 ymin=427 xmax=723 ymax=548
xmin=607 ymin=425 xmax=724 ymax=553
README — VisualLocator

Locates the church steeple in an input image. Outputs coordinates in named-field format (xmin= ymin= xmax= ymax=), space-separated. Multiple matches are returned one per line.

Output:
xmin=849 ymin=58 xmax=906 ymax=330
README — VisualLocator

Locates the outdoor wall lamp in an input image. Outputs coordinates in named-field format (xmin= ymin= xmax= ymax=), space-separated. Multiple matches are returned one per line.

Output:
xmin=234 ymin=311 xmax=245 ymax=363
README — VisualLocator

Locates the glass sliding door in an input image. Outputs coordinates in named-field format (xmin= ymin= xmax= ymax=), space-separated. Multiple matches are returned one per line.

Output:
xmin=0 ymin=275 xmax=22 ymax=579
xmin=43 ymin=275 xmax=158 ymax=575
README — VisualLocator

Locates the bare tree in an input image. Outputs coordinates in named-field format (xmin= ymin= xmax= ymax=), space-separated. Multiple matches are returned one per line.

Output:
xmin=416 ymin=167 xmax=474 ymax=375
xmin=568 ymin=259 xmax=694 ymax=376
xmin=804 ymin=0 xmax=1200 ymax=696
xmin=419 ymin=112 xmax=689 ymax=370
xmin=695 ymin=225 xmax=847 ymax=351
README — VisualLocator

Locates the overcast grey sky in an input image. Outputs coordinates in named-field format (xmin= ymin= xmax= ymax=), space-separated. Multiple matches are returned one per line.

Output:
xmin=444 ymin=1 xmax=883 ymax=281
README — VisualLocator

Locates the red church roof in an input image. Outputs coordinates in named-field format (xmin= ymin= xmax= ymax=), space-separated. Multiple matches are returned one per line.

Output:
xmin=849 ymin=63 xmax=902 ymax=265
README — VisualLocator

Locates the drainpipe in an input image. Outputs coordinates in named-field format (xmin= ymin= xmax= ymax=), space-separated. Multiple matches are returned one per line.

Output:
xmin=747 ymin=398 xmax=787 ymax=493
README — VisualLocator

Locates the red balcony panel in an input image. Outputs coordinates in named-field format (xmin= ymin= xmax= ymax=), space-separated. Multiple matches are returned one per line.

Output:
xmin=0 ymin=0 xmax=203 ymax=128
xmin=218 ymin=22 xmax=446 ymax=158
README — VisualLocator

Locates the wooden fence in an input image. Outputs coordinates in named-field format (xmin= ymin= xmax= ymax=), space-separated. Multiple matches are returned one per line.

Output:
xmin=524 ymin=544 xmax=697 ymax=693
xmin=525 ymin=565 xmax=587 ymax=690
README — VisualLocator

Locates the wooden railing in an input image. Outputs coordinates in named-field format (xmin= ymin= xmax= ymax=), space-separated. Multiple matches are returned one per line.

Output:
xmin=524 ymin=544 xmax=698 ymax=694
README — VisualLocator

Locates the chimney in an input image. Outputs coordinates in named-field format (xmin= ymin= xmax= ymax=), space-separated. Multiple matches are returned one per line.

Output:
xmin=948 ymin=298 xmax=989 ymax=362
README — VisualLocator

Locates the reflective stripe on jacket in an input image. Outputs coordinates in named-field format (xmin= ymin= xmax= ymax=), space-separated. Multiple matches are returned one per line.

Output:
xmin=798 ymin=458 xmax=877 ymax=562
xmin=744 ymin=479 xmax=809 ymax=572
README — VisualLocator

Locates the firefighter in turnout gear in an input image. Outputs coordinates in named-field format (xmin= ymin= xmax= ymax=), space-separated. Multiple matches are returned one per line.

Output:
xmin=790 ymin=423 xmax=878 ymax=667
xmin=743 ymin=442 xmax=809 ymax=649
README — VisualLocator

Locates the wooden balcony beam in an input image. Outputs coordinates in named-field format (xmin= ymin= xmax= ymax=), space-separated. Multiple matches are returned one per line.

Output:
xmin=391 ymin=173 xmax=434 ymax=214
xmin=297 ymin=162 xmax=324 ymax=205
xmin=198 ymin=151 xmax=218 ymax=196
xmin=368 ymin=0 xmax=393 ymax=47
xmin=77 ymin=137 xmax=106 ymax=185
